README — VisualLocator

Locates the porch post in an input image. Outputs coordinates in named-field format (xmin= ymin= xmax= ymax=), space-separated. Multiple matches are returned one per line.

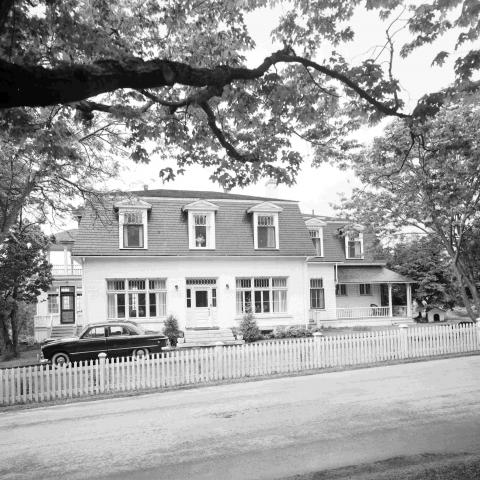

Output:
xmin=63 ymin=245 xmax=68 ymax=275
xmin=406 ymin=283 xmax=412 ymax=318
xmin=388 ymin=283 xmax=393 ymax=317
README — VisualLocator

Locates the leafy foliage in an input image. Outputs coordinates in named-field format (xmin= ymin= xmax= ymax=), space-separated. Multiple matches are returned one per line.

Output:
xmin=0 ymin=223 xmax=52 ymax=356
xmin=384 ymin=236 xmax=457 ymax=308
xmin=342 ymin=93 xmax=480 ymax=320
xmin=0 ymin=0 xmax=479 ymax=200
xmin=239 ymin=308 xmax=261 ymax=343
xmin=163 ymin=314 xmax=182 ymax=347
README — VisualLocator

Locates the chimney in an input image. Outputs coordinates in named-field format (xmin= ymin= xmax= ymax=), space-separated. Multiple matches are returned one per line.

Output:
xmin=143 ymin=185 xmax=148 ymax=191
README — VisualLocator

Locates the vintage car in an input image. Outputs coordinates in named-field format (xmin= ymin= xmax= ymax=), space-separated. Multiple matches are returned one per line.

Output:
xmin=41 ymin=322 xmax=169 ymax=365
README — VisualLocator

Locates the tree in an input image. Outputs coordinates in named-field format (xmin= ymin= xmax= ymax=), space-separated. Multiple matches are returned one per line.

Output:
xmin=239 ymin=307 xmax=261 ymax=343
xmin=0 ymin=0 xmax=479 ymax=203
xmin=0 ymin=222 xmax=52 ymax=357
xmin=342 ymin=94 xmax=480 ymax=320
xmin=384 ymin=236 xmax=457 ymax=309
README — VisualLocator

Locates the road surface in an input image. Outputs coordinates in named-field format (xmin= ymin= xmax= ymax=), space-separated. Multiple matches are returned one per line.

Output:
xmin=1 ymin=356 xmax=480 ymax=480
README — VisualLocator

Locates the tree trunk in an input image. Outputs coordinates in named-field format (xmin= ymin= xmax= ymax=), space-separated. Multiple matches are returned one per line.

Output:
xmin=0 ymin=310 xmax=14 ymax=357
xmin=9 ymin=300 xmax=19 ymax=356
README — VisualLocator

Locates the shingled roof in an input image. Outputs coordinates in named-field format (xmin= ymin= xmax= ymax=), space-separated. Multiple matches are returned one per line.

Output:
xmin=50 ymin=229 xmax=78 ymax=251
xmin=304 ymin=216 xmax=386 ymax=264
xmin=73 ymin=191 xmax=315 ymax=257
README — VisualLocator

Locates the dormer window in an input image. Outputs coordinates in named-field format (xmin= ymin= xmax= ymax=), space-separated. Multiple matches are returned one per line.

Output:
xmin=123 ymin=212 xmax=144 ymax=248
xmin=247 ymin=202 xmax=283 ymax=250
xmin=305 ymin=217 xmax=326 ymax=257
xmin=183 ymin=200 xmax=218 ymax=250
xmin=115 ymin=198 xmax=151 ymax=250
xmin=346 ymin=232 xmax=363 ymax=259
xmin=257 ymin=215 xmax=276 ymax=248
xmin=309 ymin=228 xmax=323 ymax=256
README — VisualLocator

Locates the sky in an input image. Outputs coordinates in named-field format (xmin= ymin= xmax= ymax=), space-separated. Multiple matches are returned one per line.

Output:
xmin=90 ymin=4 xmax=459 ymax=221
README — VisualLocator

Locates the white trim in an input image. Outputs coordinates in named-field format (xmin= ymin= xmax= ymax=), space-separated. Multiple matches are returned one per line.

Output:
xmin=247 ymin=201 xmax=283 ymax=213
xmin=182 ymin=200 xmax=219 ymax=212
xmin=188 ymin=211 xmax=216 ymax=249
xmin=118 ymin=209 xmax=148 ymax=250
xmin=345 ymin=232 xmax=364 ymax=260
xmin=252 ymin=212 xmax=280 ymax=250
xmin=305 ymin=218 xmax=327 ymax=227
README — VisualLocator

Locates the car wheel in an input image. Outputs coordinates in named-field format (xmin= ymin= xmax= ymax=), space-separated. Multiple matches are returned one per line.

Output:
xmin=51 ymin=352 xmax=70 ymax=365
xmin=133 ymin=348 xmax=149 ymax=358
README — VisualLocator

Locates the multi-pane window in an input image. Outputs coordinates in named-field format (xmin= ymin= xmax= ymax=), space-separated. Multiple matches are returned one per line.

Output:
xmin=188 ymin=212 xmax=215 ymax=249
xmin=236 ymin=277 xmax=287 ymax=314
xmin=309 ymin=228 xmax=323 ymax=256
xmin=359 ymin=283 xmax=371 ymax=295
xmin=123 ymin=212 xmax=144 ymax=248
xmin=257 ymin=215 xmax=276 ymax=248
xmin=194 ymin=214 xmax=207 ymax=247
xmin=346 ymin=232 xmax=363 ymax=259
xmin=336 ymin=284 xmax=347 ymax=296
xmin=107 ymin=278 xmax=166 ymax=319
xmin=310 ymin=278 xmax=325 ymax=309
xmin=47 ymin=294 xmax=59 ymax=314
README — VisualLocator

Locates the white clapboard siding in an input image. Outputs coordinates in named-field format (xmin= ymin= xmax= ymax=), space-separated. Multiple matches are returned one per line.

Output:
xmin=1 ymin=324 xmax=479 ymax=406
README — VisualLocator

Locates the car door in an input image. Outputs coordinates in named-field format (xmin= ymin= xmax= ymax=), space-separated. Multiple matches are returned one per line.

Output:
xmin=72 ymin=326 xmax=108 ymax=361
xmin=106 ymin=325 xmax=137 ymax=358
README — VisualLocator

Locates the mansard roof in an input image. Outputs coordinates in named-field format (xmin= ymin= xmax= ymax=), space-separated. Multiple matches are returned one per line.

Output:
xmin=73 ymin=190 xmax=314 ymax=257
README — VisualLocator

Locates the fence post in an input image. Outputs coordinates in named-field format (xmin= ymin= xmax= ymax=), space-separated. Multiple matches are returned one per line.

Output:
xmin=215 ymin=342 xmax=224 ymax=380
xmin=398 ymin=324 xmax=409 ymax=359
xmin=98 ymin=352 xmax=107 ymax=393
xmin=313 ymin=332 xmax=323 ymax=368
xmin=476 ymin=319 xmax=480 ymax=349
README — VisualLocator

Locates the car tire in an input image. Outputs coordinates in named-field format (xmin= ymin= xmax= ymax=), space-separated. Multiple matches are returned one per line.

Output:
xmin=133 ymin=348 xmax=149 ymax=358
xmin=51 ymin=352 xmax=70 ymax=365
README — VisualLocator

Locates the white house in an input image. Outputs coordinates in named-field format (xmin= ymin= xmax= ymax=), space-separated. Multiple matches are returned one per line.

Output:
xmin=34 ymin=189 xmax=414 ymax=343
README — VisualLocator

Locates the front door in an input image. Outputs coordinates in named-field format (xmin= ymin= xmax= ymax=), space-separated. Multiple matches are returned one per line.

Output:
xmin=60 ymin=286 xmax=75 ymax=324
xmin=186 ymin=280 xmax=217 ymax=328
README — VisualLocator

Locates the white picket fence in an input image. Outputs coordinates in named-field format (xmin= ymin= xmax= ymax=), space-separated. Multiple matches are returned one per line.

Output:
xmin=1 ymin=324 xmax=479 ymax=406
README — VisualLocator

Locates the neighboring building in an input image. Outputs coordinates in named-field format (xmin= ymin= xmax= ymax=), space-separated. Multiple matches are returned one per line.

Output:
xmin=34 ymin=230 xmax=84 ymax=341
xmin=34 ymin=189 xmax=414 ymax=342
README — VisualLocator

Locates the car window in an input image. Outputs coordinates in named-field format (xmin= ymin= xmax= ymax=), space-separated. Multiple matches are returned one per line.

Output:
xmin=83 ymin=326 xmax=106 ymax=338
xmin=109 ymin=326 xmax=133 ymax=336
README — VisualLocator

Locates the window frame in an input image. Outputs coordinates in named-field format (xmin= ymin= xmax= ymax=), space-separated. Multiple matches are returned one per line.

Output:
xmin=107 ymin=278 xmax=167 ymax=320
xmin=345 ymin=232 xmax=364 ymax=259
xmin=188 ymin=211 xmax=216 ymax=249
xmin=308 ymin=227 xmax=324 ymax=257
xmin=336 ymin=284 xmax=347 ymax=296
xmin=118 ymin=208 xmax=149 ymax=250
xmin=236 ymin=276 xmax=287 ymax=315
xmin=253 ymin=212 xmax=279 ymax=249
xmin=310 ymin=278 xmax=325 ymax=310
xmin=47 ymin=293 xmax=59 ymax=314
xmin=359 ymin=283 xmax=372 ymax=295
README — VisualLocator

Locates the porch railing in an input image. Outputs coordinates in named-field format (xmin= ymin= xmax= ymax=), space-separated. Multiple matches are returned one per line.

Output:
xmin=336 ymin=306 xmax=390 ymax=319
xmin=51 ymin=264 xmax=82 ymax=276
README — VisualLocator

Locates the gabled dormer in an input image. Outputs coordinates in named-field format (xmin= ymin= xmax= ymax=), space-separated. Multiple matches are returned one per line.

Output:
xmin=305 ymin=217 xmax=326 ymax=257
xmin=182 ymin=200 xmax=219 ymax=249
xmin=247 ymin=202 xmax=283 ymax=249
xmin=338 ymin=223 xmax=365 ymax=260
xmin=114 ymin=198 xmax=151 ymax=249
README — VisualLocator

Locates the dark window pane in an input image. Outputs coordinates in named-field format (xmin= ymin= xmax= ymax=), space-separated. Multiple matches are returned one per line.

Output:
xmin=195 ymin=290 xmax=208 ymax=308
xmin=138 ymin=293 xmax=146 ymax=317
xmin=117 ymin=294 xmax=125 ymax=318
xmin=254 ymin=290 xmax=262 ymax=313
xmin=149 ymin=293 xmax=156 ymax=317
xmin=212 ymin=288 xmax=217 ymax=307
xmin=258 ymin=226 xmax=275 ymax=248
xmin=124 ymin=225 xmax=143 ymax=247
xmin=186 ymin=288 xmax=191 ymax=308
xmin=263 ymin=290 xmax=270 ymax=313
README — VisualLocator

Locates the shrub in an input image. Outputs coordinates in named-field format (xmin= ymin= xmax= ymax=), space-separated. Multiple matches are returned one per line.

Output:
xmin=163 ymin=315 xmax=181 ymax=347
xmin=273 ymin=326 xmax=313 ymax=339
xmin=239 ymin=308 xmax=262 ymax=343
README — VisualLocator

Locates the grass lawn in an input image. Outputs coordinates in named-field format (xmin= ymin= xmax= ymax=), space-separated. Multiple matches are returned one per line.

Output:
xmin=0 ymin=344 xmax=42 ymax=369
